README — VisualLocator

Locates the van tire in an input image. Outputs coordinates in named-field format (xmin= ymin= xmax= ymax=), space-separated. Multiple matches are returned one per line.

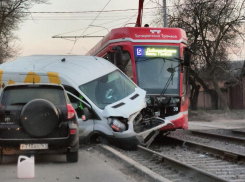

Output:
xmin=98 ymin=136 xmax=110 ymax=145
xmin=20 ymin=99 xmax=59 ymax=138
xmin=66 ymin=151 xmax=79 ymax=163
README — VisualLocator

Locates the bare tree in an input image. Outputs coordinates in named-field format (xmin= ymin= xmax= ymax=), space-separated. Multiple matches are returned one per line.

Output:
xmin=151 ymin=0 xmax=245 ymax=111
xmin=0 ymin=0 xmax=49 ymax=63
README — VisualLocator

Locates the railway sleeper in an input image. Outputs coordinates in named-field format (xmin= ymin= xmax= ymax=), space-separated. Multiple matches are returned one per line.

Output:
xmin=180 ymin=159 xmax=222 ymax=162
xmin=219 ymin=174 xmax=245 ymax=179
xmin=215 ymin=171 xmax=235 ymax=175
xmin=187 ymin=161 xmax=231 ymax=165
xmin=163 ymin=174 xmax=183 ymax=178
xmin=208 ymin=168 xmax=245 ymax=172
xmin=203 ymin=164 xmax=239 ymax=167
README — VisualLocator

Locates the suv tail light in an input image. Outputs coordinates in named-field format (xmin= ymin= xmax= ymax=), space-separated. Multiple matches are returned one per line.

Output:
xmin=70 ymin=129 xmax=77 ymax=135
xmin=67 ymin=104 xmax=75 ymax=119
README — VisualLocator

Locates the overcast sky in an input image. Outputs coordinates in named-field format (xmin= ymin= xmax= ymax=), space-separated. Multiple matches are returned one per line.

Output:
xmin=14 ymin=0 xmax=157 ymax=59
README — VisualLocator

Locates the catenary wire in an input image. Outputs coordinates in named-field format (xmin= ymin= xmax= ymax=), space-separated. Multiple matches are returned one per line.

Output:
xmin=69 ymin=0 xmax=112 ymax=54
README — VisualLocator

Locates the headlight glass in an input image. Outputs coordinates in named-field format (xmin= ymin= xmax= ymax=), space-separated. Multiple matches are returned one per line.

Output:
xmin=108 ymin=118 xmax=126 ymax=132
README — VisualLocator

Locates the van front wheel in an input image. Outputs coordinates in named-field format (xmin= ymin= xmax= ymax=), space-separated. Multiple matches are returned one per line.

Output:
xmin=66 ymin=151 xmax=79 ymax=163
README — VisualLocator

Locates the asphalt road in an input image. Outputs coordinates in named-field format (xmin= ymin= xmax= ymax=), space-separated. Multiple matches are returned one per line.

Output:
xmin=0 ymin=146 xmax=147 ymax=182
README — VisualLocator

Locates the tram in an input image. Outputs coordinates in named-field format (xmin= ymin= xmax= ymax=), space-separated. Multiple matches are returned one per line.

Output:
xmin=86 ymin=1 xmax=191 ymax=133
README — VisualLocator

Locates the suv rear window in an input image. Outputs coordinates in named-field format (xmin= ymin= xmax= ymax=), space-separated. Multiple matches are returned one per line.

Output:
xmin=2 ymin=87 xmax=66 ymax=106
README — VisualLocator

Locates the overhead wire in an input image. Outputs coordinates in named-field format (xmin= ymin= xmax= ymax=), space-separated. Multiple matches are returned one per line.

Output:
xmin=122 ymin=0 xmax=151 ymax=27
xmin=18 ymin=7 xmax=159 ymax=14
xmin=51 ymin=13 xmax=154 ymax=37
xmin=6 ymin=1 xmax=214 ymax=15
xmin=68 ymin=0 xmax=112 ymax=54
xmin=27 ymin=12 xmax=155 ymax=21
xmin=27 ymin=11 xmax=154 ymax=21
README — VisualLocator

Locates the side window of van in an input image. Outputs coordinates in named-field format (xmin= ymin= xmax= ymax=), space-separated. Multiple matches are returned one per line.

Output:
xmin=63 ymin=85 xmax=88 ymax=119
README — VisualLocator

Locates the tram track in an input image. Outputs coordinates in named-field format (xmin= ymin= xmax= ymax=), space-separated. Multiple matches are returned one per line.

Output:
xmin=137 ymin=145 xmax=230 ymax=182
xmin=190 ymin=130 xmax=245 ymax=145
xmin=111 ymin=134 xmax=245 ymax=182
xmin=232 ymin=129 xmax=245 ymax=136
xmin=144 ymin=135 xmax=245 ymax=182
xmin=165 ymin=136 xmax=245 ymax=162
xmin=168 ymin=129 xmax=245 ymax=154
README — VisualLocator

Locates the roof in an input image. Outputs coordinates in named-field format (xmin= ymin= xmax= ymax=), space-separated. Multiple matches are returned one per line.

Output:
xmin=0 ymin=55 xmax=117 ymax=85
xmin=86 ymin=27 xmax=187 ymax=56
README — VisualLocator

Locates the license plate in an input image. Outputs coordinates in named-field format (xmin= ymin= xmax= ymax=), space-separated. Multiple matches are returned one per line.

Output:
xmin=20 ymin=144 xmax=48 ymax=150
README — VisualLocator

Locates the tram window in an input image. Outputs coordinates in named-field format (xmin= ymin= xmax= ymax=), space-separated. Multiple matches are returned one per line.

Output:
xmin=182 ymin=66 xmax=187 ymax=95
xmin=124 ymin=60 xmax=133 ymax=80
xmin=103 ymin=55 xmax=108 ymax=60
xmin=104 ymin=53 xmax=114 ymax=64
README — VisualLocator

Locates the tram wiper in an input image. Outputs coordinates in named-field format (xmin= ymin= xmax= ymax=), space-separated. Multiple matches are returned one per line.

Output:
xmin=161 ymin=65 xmax=180 ymax=96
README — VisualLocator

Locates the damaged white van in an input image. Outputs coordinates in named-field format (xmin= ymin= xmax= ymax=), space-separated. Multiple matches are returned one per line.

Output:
xmin=0 ymin=55 xmax=173 ymax=148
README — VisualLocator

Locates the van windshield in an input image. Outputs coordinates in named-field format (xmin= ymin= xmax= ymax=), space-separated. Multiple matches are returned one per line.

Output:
xmin=79 ymin=70 xmax=136 ymax=109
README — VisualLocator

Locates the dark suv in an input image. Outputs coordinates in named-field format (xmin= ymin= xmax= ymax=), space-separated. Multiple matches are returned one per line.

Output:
xmin=0 ymin=84 xmax=79 ymax=163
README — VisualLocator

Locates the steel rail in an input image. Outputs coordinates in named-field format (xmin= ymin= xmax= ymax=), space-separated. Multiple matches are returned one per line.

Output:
xmin=232 ymin=129 xmax=245 ymax=135
xmin=137 ymin=145 xmax=230 ymax=182
xmin=166 ymin=136 xmax=245 ymax=162
xmin=190 ymin=130 xmax=245 ymax=145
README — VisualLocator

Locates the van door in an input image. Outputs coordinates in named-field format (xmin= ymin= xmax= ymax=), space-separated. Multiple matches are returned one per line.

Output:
xmin=63 ymin=85 xmax=94 ymax=142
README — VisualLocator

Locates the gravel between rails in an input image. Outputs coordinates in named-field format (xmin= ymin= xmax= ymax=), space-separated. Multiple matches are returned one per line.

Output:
xmin=195 ymin=129 xmax=245 ymax=139
xmin=114 ymin=147 xmax=198 ymax=182
xmin=149 ymin=143 xmax=245 ymax=181
xmin=234 ymin=128 xmax=245 ymax=132
xmin=169 ymin=130 xmax=245 ymax=154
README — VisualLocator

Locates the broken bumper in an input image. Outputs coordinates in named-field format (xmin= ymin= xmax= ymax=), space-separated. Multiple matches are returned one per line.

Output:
xmin=107 ymin=118 xmax=173 ymax=149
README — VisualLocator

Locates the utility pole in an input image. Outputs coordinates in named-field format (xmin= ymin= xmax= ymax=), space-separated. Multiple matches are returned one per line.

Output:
xmin=163 ymin=0 xmax=167 ymax=27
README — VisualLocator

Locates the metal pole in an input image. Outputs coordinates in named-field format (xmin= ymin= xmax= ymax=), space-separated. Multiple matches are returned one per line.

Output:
xmin=163 ymin=0 xmax=167 ymax=27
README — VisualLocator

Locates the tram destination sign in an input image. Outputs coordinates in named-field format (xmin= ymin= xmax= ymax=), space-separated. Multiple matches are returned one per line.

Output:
xmin=135 ymin=46 xmax=179 ymax=57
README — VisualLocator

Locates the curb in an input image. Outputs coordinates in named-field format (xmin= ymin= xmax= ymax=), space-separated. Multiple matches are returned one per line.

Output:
xmin=97 ymin=144 xmax=172 ymax=182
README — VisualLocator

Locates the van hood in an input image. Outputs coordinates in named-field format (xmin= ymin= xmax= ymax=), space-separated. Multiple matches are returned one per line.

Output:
xmin=102 ymin=87 xmax=146 ymax=119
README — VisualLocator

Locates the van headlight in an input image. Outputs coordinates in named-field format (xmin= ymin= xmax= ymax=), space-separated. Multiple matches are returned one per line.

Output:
xmin=108 ymin=118 xmax=126 ymax=132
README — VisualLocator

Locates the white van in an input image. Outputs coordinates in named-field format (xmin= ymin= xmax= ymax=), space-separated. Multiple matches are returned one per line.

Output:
xmin=0 ymin=55 xmax=172 ymax=148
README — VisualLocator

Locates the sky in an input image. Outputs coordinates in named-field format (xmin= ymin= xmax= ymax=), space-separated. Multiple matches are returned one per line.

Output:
xmin=14 ymin=0 xmax=158 ymax=59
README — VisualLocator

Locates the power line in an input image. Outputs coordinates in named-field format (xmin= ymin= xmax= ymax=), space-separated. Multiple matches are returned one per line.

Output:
xmin=69 ymin=0 xmax=112 ymax=54
xmin=27 ymin=18 xmax=137 ymax=21
xmin=122 ymin=0 xmax=151 ymax=27
xmin=26 ymin=12 xmax=154 ymax=20
xmin=53 ymin=18 xmax=130 ymax=40
xmin=53 ymin=18 xmax=129 ymax=37
xmin=18 ymin=7 xmax=159 ymax=14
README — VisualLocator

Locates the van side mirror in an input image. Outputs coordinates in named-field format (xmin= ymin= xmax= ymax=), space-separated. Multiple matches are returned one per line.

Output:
xmin=183 ymin=47 xmax=192 ymax=66
xmin=82 ymin=107 xmax=93 ymax=121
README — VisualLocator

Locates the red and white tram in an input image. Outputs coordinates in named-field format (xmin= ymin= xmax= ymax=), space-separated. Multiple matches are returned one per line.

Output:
xmin=86 ymin=26 xmax=191 ymax=133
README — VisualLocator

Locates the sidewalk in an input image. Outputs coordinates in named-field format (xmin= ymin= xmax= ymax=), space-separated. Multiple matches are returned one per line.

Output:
xmin=189 ymin=119 xmax=245 ymax=130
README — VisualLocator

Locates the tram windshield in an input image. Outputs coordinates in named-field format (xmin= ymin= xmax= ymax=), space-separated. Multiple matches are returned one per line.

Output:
xmin=134 ymin=46 xmax=180 ymax=95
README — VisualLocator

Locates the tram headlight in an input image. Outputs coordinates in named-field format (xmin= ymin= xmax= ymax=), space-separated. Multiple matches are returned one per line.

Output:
xmin=108 ymin=118 xmax=126 ymax=132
